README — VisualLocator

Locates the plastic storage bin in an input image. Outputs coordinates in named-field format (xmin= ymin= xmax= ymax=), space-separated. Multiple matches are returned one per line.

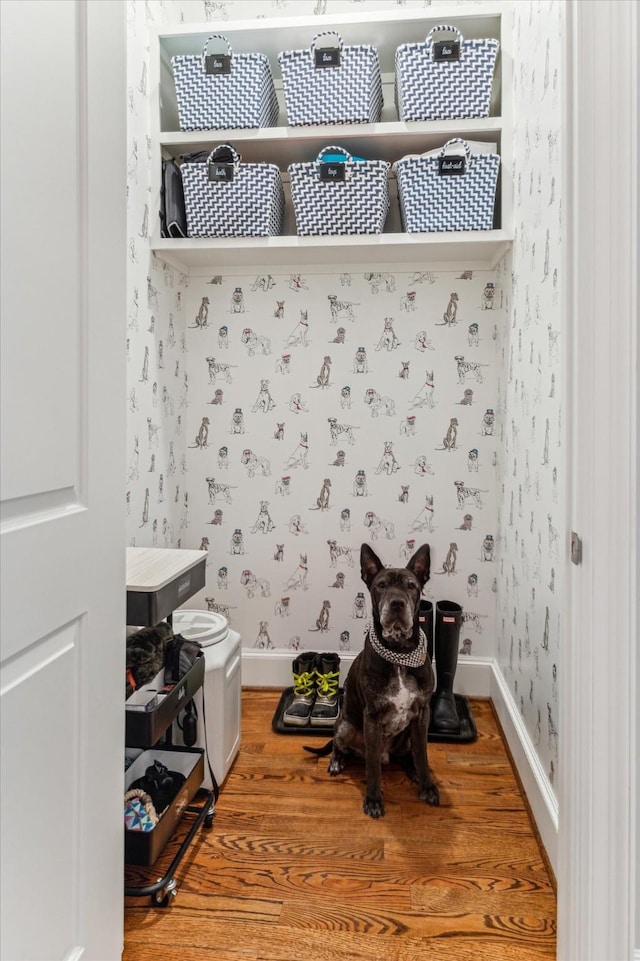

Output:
xmin=172 ymin=610 xmax=242 ymax=789
xmin=181 ymin=145 xmax=284 ymax=238
xmin=172 ymin=34 xmax=279 ymax=131
xmin=125 ymin=654 xmax=205 ymax=748
xmin=278 ymin=31 xmax=382 ymax=126
xmin=124 ymin=746 xmax=205 ymax=866
xmin=395 ymin=139 xmax=500 ymax=233
xmin=289 ymin=146 xmax=390 ymax=236
xmin=395 ymin=24 xmax=499 ymax=122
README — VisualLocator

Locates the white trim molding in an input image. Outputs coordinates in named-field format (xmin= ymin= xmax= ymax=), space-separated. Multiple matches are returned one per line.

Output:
xmin=561 ymin=2 xmax=638 ymax=960
xmin=241 ymin=650 xmax=493 ymax=696
xmin=490 ymin=664 xmax=558 ymax=872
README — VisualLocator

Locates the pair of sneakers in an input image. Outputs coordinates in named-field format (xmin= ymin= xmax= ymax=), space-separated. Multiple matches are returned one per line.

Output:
xmin=283 ymin=651 xmax=341 ymax=727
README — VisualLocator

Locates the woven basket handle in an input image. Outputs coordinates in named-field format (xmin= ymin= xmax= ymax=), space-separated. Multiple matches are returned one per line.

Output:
xmin=207 ymin=144 xmax=240 ymax=167
xmin=425 ymin=24 xmax=465 ymax=45
xmin=438 ymin=138 xmax=472 ymax=168
xmin=201 ymin=34 xmax=233 ymax=60
xmin=316 ymin=145 xmax=354 ymax=164
xmin=310 ymin=31 xmax=344 ymax=56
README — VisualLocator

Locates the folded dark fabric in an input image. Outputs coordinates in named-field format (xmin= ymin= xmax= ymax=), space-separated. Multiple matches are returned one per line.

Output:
xmin=130 ymin=759 xmax=186 ymax=815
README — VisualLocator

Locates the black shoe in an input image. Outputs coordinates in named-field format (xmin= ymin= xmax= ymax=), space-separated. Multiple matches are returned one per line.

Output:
xmin=283 ymin=651 xmax=317 ymax=727
xmin=310 ymin=653 xmax=340 ymax=727
xmin=431 ymin=691 xmax=460 ymax=734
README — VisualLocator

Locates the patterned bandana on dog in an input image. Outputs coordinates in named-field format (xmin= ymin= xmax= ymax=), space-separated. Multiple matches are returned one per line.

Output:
xmin=366 ymin=623 xmax=428 ymax=668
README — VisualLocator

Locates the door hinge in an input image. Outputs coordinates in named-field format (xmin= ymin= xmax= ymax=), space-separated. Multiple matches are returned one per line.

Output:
xmin=570 ymin=531 xmax=583 ymax=565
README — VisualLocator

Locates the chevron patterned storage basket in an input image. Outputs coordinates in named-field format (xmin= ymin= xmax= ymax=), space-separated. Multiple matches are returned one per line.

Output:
xmin=395 ymin=25 xmax=499 ymax=122
xmin=181 ymin=146 xmax=284 ymax=237
xmin=289 ymin=147 xmax=389 ymax=236
xmin=395 ymin=139 xmax=500 ymax=232
xmin=172 ymin=35 xmax=279 ymax=131
xmin=278 ymin=32 xmax=382 ymax=126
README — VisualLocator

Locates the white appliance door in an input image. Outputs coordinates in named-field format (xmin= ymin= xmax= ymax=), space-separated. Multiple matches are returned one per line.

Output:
xmin=0 ymin=2 xmax=126 ymax=959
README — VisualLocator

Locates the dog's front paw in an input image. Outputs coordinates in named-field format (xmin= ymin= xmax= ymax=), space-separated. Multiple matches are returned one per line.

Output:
xmin=363 ymin=795 xmax=385 ymax=818
xmin=419 ymin=782 xmax=440 ymax=806
xmin=328 ymin=756 xmax=345 ymax=776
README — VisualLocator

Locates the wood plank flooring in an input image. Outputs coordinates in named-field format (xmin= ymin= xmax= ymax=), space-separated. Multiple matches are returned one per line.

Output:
xmin=123 ymin=691 xmax=556 ymax=961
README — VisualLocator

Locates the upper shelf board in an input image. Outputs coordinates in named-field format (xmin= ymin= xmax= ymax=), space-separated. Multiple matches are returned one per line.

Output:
xmin=152 ymin=231 xmax=512 ymax=274
xmin=159 ymin=117 xmax=503 ymax=166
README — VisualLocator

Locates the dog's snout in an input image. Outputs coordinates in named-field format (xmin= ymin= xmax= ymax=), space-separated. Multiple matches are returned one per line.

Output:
xmin=389 ymin=594 xmax=407 ymax=611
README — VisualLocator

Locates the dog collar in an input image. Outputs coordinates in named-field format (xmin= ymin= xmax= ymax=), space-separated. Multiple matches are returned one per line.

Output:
xmin=366 ymin=624 xmax=428 ymax=668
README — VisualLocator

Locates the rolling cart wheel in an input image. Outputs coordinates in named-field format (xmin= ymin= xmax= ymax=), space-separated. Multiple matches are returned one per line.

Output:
xmin=152 ymin=878 xmax=177 ymax=908
xmin=204 ymin=806 xmax=215 ymax=829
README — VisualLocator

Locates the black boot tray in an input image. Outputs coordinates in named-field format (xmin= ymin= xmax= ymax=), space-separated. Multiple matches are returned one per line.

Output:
xmin=272 ymin=688 xmax=476 ymax=743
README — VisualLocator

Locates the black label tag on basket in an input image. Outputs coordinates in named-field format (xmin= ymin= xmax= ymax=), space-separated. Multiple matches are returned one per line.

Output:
xmin=433 ymin=41 xmax=461 ymax=62
xmin=208 ymin=162 xmax=234 ymax=182
xmin=439 ymin=156 xmax=466 ymax=176
xmin=320 ymin=163 xmax=345 ymax=182
xmin=205 ymin=54 xmax=231 ymax=74
xmin=315 ymin=47 xmax=341 ymax=68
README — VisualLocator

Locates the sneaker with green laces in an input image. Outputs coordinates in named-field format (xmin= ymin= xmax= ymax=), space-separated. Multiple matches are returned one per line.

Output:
xmin=283 ymin=651 xmax=317 ymax=726
xmin=310 ymin=653 xmax=341 ymax=726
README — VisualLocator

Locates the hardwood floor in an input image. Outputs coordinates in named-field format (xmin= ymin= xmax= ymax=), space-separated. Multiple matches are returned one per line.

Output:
xmin=123 ymin=690 xmax=556 ymax=961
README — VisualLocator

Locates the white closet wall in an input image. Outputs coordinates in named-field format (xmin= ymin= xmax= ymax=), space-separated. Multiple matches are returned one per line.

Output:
xmin=494 ymin=0 xmax=563 ymax=813
xmin=126 ymin=0 xmax=188 ymax=547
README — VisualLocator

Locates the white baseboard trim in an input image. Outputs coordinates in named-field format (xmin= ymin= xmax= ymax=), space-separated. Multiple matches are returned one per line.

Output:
xmin=240 ymin=648 xmax=493 ymax=694
xmin=240 ymin=648 xmax=357 ymax=687
xmin=489 ymin=661 xmax=559 ymax=875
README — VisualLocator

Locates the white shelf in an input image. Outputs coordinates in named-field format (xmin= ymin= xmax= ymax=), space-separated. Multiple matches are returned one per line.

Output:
xmin=152 ymin=231 xmax=512 ymax=274
xmin=159 ymin=117 xmax=504 ymax=168
xmin=150 ymin=6 xmax=512 ymax=272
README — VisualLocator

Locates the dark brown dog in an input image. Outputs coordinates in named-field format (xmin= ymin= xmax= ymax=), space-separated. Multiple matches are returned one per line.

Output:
xmin=305 ymin=542 xmax=439 ymax=818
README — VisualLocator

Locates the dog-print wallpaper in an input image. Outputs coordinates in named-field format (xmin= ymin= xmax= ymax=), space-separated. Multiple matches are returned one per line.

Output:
xmin=494 ymin=0 xmax=563 ymax=797
xmin=126 ymin=0 xmax=189 ymax=550
xmin=183 ymin=269 xmax=501 ymax=656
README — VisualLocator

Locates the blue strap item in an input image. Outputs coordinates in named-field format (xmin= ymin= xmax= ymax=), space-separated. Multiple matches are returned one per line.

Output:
xmin=319 ymin=150 xmax=366 ymax=163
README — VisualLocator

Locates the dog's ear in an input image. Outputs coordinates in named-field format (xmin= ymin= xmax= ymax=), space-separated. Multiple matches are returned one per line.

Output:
xmin=406 ymin=544 xmax=430 ymax=586
xmin=360 ymin=543 xmax=383 ymax=587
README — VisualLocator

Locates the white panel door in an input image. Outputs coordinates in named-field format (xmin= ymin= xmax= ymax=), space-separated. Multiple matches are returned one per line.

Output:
xmin=0 ymin=2 xmax=126 ymax=959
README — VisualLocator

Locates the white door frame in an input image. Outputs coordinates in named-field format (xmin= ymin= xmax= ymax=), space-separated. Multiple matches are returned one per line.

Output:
xmin=560 ymin=1 xmax=638 ymax=959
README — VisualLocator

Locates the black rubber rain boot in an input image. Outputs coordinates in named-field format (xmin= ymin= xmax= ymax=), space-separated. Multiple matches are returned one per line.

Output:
xmin=283 ymin=651 xmax=317 ymax=727
xmin=418 ymin=599 xmax=434 ymax=664
xmin=431 ymin=601 xmax=463 ymax=734
xmin=310 ymin=653 xmax=341 ymax=726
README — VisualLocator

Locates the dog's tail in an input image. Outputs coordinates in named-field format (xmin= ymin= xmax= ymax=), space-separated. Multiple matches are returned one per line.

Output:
xmin=303 ymin=739 xmax=333 ymax=757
